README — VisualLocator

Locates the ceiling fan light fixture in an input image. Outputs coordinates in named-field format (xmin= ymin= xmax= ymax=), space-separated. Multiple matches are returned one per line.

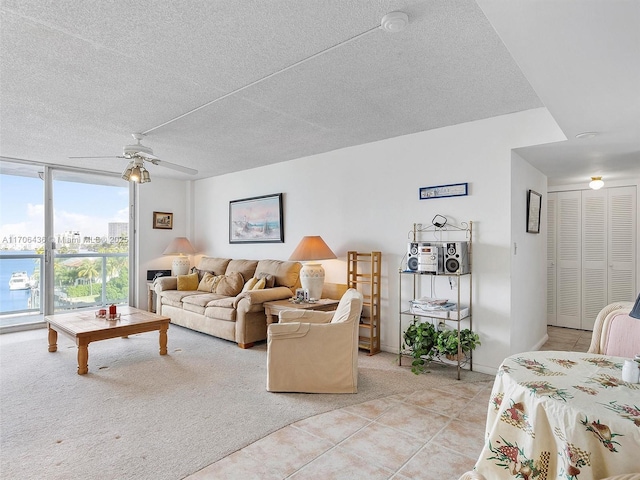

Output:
xmin=141 ymin=167 xmax=151 ymax=183
xmin=121 ymin=163 xmax=133 ymax=181
xmin=589 ymin=176 xmax=604 ymax=190
xmin=122 ymin=159 xmax=151 ymax=183
xmin=130 ymin=164 xmax=142 ymax=183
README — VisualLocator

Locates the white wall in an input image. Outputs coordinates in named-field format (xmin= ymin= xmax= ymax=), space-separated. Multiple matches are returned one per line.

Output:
xmin=183 ymin=107 xmax=563 ymax=373
xmin=136 ymin=177 xmax=192 ymax=308
xmin=510 ymin=152 xmax=548 ymax=354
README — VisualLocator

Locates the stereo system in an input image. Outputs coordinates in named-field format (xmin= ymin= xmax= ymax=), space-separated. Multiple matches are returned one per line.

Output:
xmin=407 ymin=241 xmax=469 ymax=274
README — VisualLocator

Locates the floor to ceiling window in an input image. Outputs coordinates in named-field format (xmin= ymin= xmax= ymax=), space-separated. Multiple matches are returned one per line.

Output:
xmin=0 ymin=160 xmax=132 ymax=330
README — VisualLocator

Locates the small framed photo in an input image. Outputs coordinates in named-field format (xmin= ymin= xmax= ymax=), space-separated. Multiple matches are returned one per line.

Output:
xmin=526 ymin=190 xmax=542 ymax=234
xmin=153 ymin=211 xmax=173 ymax=230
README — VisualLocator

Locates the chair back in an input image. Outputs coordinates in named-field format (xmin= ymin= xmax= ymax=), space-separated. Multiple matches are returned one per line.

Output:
xmin=330 ymin=288 xmax=363 ymax=324
xmin=602 ymin=313 xmax=640 ymax=357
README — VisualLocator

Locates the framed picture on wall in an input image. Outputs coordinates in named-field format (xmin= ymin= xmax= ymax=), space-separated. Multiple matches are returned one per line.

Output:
xmin=229 ymin=193 xmax=284 ymax=243
xmin=153 ymin=211 xmax=173 ymax=230
xmin=526 ymin=190 xmax=542 ymax=234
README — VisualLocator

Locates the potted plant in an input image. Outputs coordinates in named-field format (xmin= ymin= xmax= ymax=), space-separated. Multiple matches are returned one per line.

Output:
xmin=402 ymin=319 xmax=438 ymax=374
xmin=435 ymin=328 xmax=481 ymax=361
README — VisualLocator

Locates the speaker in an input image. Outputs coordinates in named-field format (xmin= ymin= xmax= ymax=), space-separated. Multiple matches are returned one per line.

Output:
xmin=444 ymin=242 xmax=470 ymax=274
xmin=407 ymin=242 xmax=419 ymax=271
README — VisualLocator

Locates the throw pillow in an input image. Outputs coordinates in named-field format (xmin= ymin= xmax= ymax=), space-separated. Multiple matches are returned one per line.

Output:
xmin=252 ymin=277 xmax=266 ymax=290
xmin=255 ymin=272 xmax=275 ymax=288
xmin=177 ymin=272 xmax=199 ymax=291
xmin=191 ymin=267 xmax=215 ymax=282
xmin=197 ymin=272 xmax=219 ymax=292
xmin=215 ymin=272 xmax=245 ymax=296
xmin=241 ymin=277 xmax=259 ymax=293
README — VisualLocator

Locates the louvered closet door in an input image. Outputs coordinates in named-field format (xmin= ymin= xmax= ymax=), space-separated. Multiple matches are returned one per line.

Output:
xmin=556 ymin=191 xmax=582 ymax=328
xmin=547 ymin=193 xmax=557 ymax=325
xmin=582 ymin=190 xmax=607 ymax=330
xmin=608 ymin=186 xmax=637 ymax=302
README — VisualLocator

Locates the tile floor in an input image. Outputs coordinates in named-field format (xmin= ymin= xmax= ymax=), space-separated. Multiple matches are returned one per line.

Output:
xmin=187 ymin=326 xmax=589 ymax=480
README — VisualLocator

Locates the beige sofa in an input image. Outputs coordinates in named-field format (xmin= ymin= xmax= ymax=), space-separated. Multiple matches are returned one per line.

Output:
xmin=154 ymin=257 xmax=302 ymax=348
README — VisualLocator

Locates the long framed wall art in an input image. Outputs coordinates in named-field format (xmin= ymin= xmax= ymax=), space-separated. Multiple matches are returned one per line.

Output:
xmin=229 ymin=193 xmax=284 ymax=244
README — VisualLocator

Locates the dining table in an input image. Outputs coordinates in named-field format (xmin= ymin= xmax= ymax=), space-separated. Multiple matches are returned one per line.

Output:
xmin=469 ymin=350 xmax=640 ymax=480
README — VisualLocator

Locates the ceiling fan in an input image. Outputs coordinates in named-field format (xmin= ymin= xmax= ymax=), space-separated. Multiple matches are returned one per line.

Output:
xmin=70 ymin=133 xmax=198 ymax=183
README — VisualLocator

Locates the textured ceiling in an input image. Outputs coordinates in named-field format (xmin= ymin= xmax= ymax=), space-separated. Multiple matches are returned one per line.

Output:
xmin=0 ymin=0 xmax=638 ymax=186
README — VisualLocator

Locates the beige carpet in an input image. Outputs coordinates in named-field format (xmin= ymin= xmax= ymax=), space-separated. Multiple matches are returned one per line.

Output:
xmin=0 ymin=324 xmax=492 ymax=480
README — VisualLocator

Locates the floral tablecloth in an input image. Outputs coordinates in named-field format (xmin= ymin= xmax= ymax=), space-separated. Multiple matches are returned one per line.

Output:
xmin=473 ymin=351 xmax=640 ymax=480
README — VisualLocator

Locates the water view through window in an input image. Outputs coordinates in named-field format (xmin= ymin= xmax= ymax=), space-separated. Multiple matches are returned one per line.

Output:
xmin=0 ymin=163 xmax=130 ymax=328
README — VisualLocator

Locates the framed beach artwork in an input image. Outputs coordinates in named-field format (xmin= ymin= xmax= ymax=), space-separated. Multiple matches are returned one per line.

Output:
xmin=229 ymin=193 xmax=284 ymax=244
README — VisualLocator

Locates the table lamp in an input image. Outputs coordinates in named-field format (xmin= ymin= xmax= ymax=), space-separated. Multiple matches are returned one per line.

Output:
xmin=163 ymin=237 xmax=196 ymax=276
xmin=289 ymin=235 xmax=337 ymax=301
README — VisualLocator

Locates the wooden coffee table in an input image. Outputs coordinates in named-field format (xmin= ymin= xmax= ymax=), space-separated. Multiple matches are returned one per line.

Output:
xmin=46 ymin=306 xmax=170 ymax=375
xmin=263 ymin=298 xmax=340 ymax=325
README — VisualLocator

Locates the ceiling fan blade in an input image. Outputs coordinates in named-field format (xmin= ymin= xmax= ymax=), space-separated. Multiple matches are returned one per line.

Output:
xmin=68 ymin=155 xmax=125 ymax=159
xmin=149 ymin=158 xmax=198 ymax=175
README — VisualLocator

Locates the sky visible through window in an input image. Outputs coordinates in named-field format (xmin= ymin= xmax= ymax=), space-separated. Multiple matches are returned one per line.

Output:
xmin=0 ymin=174 xmax=129 ymax=249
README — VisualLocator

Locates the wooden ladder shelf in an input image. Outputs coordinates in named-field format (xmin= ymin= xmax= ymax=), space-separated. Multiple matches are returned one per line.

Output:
xmin=347 ymin=251 xmax=381 ymax=355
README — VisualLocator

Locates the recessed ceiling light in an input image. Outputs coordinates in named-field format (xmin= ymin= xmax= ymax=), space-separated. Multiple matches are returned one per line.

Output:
xmin=575 ymin=132 xmax=598 ymax=139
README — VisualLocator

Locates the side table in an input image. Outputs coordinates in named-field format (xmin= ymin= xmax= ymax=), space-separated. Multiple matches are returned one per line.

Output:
xmin=147 ymin=282 xmax=155 ymax=312
xmin=264 ymin=298 xmax=340 ymax=325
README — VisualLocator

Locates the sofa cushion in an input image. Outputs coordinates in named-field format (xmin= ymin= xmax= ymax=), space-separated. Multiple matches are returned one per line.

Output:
xmin=197 ymin=257 xmax=232 ymax=275
xmin=177 ymin=273 xmax=199 ymax=291
xmin=204 ymin=305 xmax=237 ymax=322
xmin=182 ymin=292 xmax=227 ymax=308
xmin=255 ymin=259 xmax=301 ymax=291
xmin=252 ymin=278 xmax=266 ymax=290
xmin=198 ymin=272 xmax=221 ymax=292
xmin=226 ymin=259 xmax=259 ymax=282
xmin=215 ymin=272 xmax=245 ymax=296
xmin=207 ymin=297 xmax=236 ymax=308
xmin=160 ymin=289 xmax=200 ymax=308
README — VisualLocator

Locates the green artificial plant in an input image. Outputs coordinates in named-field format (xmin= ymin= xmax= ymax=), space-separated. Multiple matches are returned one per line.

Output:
xmin=402 ymin=319 xmax=438 ymax=374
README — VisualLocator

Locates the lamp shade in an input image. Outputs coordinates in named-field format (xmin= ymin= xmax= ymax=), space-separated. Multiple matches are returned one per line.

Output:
xmin=288 ymin=236 xmax=337 ymax=261
xmin=163 ymin=237 xmax=196 ymax=255
xmin=289 ymin=236 xmax=336 ymax=301
xmin=163 ymin=237 xmax=196 ymax=276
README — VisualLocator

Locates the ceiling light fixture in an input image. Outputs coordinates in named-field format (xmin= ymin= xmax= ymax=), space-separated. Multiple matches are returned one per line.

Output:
xmin=141 ymin=12 xmax=409 ymax=135
xmin=589 ymin=176 xmax=604 ymax=190
xmin=122 ymin=159 xmax=151 ymax=183
xmin=576 ymin=132 xmax=598 ymax=139
xmin=380 ymin=12 xmax=409 ymax=32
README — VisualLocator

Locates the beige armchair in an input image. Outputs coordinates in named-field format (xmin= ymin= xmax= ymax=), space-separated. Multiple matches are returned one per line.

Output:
xmin=266 ymin=288 xmax=363 ymax=393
